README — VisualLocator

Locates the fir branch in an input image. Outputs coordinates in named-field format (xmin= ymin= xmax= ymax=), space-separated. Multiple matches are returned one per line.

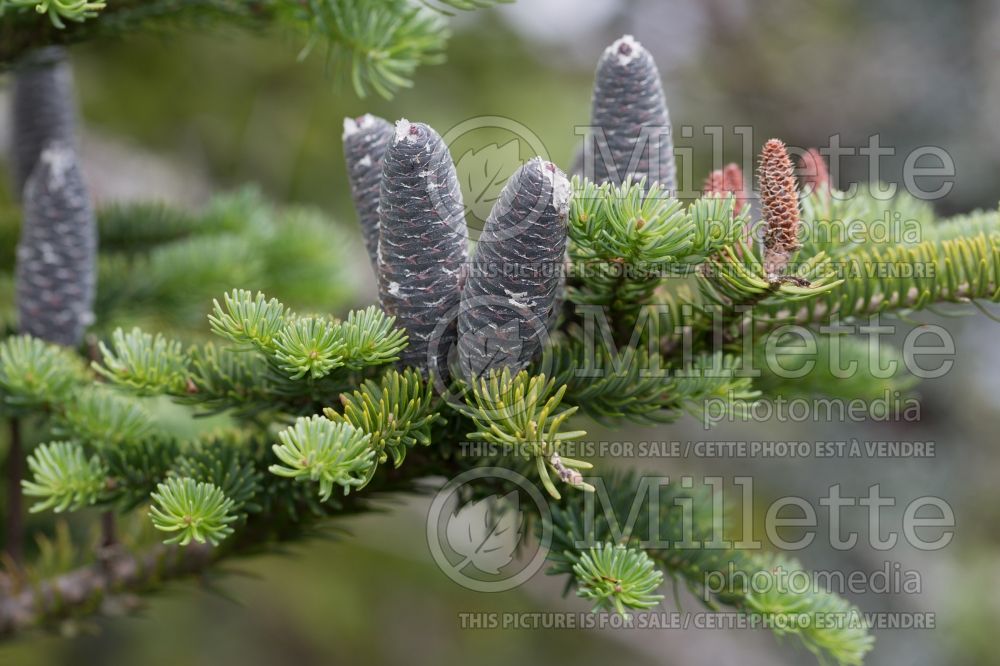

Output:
xmin=56 ymin=386 xmax=154 ymax=447
xmin=0 ymin=0 xmax=106 ymax=29
xmin=0 ymin=334 xmax=88 ymax=414
xmin=149 ymin=477 xmax=237 ymax=546
xmin=573 ymin=542 xmax=665 ymax=614
xmin=269 ymin=415 xmax=376 ymax=500
xmin=21 ymin=441 xmax=107 ymax=513
xmin=461 ymin=368 xmax=591 ymax=499
xmin=95 ymin=327 xmax=189 ymax=395
xmin=323 ymin=367 xmax=441 ymax=467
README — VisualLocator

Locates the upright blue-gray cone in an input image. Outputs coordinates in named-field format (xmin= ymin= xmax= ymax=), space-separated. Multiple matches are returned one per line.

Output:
xmin=343 ymin=114 xmax=394 ymax=275
xmin=458 ymin=158 xmax=570 ymax=380
xmin=10 ymin=47 xmax=78 ymax=199
xmin=16 ymin=143 xmax=97 ymax=347
xmin=586 ymin=34 xmax=675 ymax=190
xmin=377 ymin=120 xmax=468 ymax=377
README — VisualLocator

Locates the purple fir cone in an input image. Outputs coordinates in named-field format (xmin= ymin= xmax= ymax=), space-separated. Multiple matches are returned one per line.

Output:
xmin=586 ymin=35 xmax=675 ymax=190
xmin=16 ymin=143 xmax=97 ymax=347
xmin=458 ymin=157 xmax=570 ymax=380
xmin=343 ymin=114 xmax=394 ymax=273
xmin=10 ymin=47 xmax=77 ymax=199
xmin=377 ymin=119 xmax=468 ymax=376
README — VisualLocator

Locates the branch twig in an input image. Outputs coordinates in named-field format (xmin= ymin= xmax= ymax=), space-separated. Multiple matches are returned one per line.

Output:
xmin=3 ymin=419 xmax=24 ymax=566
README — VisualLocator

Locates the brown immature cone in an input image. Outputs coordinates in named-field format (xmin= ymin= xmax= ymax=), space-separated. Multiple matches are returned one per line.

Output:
xmin=799 ymin=147 xmax=830 ymax=193
xmin=759 ymin=139 xmax=801 ymax=278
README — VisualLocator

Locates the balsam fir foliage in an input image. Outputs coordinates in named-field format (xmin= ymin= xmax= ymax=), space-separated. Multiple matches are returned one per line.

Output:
xmin=0 ymin=0 xmax=506 ymax=98
xmin=5 ymin=31 xmax=1000 ymax=666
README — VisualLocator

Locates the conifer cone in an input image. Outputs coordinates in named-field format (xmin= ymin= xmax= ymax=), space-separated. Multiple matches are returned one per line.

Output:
xmin=10 ymin=47 xmax=77 ymax=199
xmin=702 ymin=162 xmax=749 ymax=216
xmin=343 ymin=114 xmax=394 ymax=273
xmin=587 ymin=35 xmax=675 ymax=189
xmin=458 ymin=157 xmax=570 ymax=379
xmin=377 ymin=119 xmax=468 ymax=376
xmin=799 ymin=147 xmax=831 ymax=192
xmin=16 ymin=143 xmax=97 ymax=347
xmin=759 ymin=139 xmax=801 ymax=278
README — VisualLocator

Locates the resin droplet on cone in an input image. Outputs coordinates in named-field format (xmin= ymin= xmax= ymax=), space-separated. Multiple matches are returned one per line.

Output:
xmin=585 ymin=35 xmax=675 ymax=190
xmin=343 ymin=114 xmax=394 ymax=274
xmin=16 ymin=143 xmax=97 ymax=346
xmin=377 ymin=119 xmax=468 ymax=377
xmin=459 ymin=158 xmax=569 ymax=379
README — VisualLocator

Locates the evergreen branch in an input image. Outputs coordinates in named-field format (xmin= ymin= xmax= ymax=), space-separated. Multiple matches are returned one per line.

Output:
xmin=291 ymin=0 xmax=449 ymax=99
xmin=546 ymin=470 xmax=874 ymax=666
xmin=1 ymin=1 xmax=492 ymax=98
xmin=546 ymin=340 xmax=684 ymax=424
xmin=56 ymin=386 xmax=154 ymax=447
xmin=94 ymin=327 xmax=189 ymax=395
xmin=209 ymin=289 xmax=287 ymax=351
xmin=323 ymin=367 xmax=441 ymax=467
xmin=269 ymin=415 xmax=376 ymax=500
xmin=338 ymin=305 xmax=408 ymax=369
xmin=21 ymin=441 xmax=107 ymax=512
xmin=573 ymin=542 xmax=665 ymax=614
xmin=756 ymin=230 xmax=1000 ymax=328
xmin=0 ymin=0 xmax=105 ymax=29
xmin=103 ymin=434 xmax=181 ymax=510
xmin=568 ymin=178 xmax=745 ymax=324
xmin=461 ymin=368 xmax=591 ymax=499
xmin=149 ymin=477 xmax=237 ymax=546
xmin=0 ymin=542 xmax=216 ymax=637
xmin=545 ymin=341 xmax=759 ymax=424
xmin=0 ymin=334 xmax=88 ymax=414
xmin=171 ymin=436 xmax=264 ymax=514
xmin=750 ymin=334 xmax=918 ymax=400
xmin=273 ymin=316 xmax=345 ymax=380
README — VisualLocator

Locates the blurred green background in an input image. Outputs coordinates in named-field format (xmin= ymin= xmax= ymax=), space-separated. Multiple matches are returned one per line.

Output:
xmin=3 ymin=1 xmax=1000 ymax=665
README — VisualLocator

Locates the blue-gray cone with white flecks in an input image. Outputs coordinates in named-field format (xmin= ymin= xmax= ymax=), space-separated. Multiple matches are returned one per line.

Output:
xmin=16 ymin=143 xmax=97 ymax=347
xmin=377 ymin=119 xmax=468 ymax=377
xmin=10 ymin=46 xmax=78 ymax=199
xmin=343 ymin=114 xmax=394 ymax=274
xmin=458 ymin=157 xmax=570 ymax=380
xmin=586 ymin=34 xmax=675 ymax=190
